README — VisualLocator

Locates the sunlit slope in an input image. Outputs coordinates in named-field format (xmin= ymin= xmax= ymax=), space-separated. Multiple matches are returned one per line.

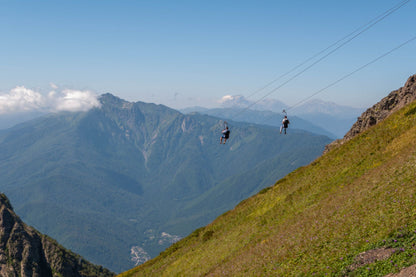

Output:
xmin=121 ymin=100 xmax=416 ymax=276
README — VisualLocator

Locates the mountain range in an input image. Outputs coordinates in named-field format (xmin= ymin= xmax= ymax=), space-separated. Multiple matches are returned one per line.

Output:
xmin=181 ymin=107 xmax=337 ymax=138
xmin=0 ymin=93 xmax=331 ymax=272
xmin=0 ymin=95 xmax=362 ymax=139
xmin=120 ymin=74 xmax=416 ymax=276
xmin=182 ymin=98 xmax=363 ymax=138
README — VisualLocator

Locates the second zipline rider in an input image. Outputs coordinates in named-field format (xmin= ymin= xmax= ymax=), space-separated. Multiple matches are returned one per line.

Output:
xmin=280 ymin=115 xmax=290 ymax=135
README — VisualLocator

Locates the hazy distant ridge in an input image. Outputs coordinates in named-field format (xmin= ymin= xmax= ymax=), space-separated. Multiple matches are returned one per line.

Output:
xmin=182 ymin=97 xmax=363 ymax=138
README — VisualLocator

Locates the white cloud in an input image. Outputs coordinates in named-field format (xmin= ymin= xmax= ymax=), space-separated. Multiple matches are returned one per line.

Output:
xmin=53 ymin=89 xmax=101 ymax=112
xmin=0 ymin=86 xmax=101 ymax=115
xmin=218 ymin=94 xmax=250 ymax=107
xmin=219 ymin=94 xmax=234 ymax=103
xmin=0 ymin=86 xmax=45 ymax=114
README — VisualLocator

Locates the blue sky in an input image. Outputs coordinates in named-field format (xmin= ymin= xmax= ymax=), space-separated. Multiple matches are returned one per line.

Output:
xmin=0 ymin=0 xmax=415 ymax=111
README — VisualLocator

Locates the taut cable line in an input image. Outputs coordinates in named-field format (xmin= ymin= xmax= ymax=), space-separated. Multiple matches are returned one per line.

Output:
xmin=244 ymin=0 xmax=412 ymax=102
xmin=255 ymin=35 xmax=416 ymax=128
xmin=284 ymin=35 xmax=416 ymax=114
xmin=230 ymin=0 xmax=412 ymax=120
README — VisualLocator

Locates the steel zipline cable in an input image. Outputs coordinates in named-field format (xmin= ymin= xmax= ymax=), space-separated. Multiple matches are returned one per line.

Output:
xmin=283 ymin=35 xmax=416 ymax=114
xmin=230 ymin=0 xmax=412 ymax=120
xmin=256 ymin=34 xmax=416 ymax=128
xmin=244 ymin=0 xmax=412 ymax=101
xmin=258 ymin=35 xmax=416 ymax=128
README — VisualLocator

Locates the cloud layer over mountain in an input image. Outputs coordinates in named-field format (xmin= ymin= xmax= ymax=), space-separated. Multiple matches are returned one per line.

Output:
xmin=0 ymin=86 xmax=100 ymax=114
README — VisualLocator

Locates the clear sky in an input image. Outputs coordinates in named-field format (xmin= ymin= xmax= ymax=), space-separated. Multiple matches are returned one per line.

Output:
xmin=0 ymin=0 xmax=415 ymax=113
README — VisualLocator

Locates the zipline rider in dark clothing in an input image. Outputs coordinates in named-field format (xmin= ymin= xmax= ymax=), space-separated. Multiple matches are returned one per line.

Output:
xmin=280 ymin=116 xmax=290 ymax=135
xmin=220 ymin=126 xmax=230 ymax=144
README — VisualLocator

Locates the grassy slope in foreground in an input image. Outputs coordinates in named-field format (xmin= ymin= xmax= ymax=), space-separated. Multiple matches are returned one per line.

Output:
xmin=121 ymin=101 xmax=416 ymax=276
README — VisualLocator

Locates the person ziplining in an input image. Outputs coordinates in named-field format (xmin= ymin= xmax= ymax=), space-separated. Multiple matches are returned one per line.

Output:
xmin=280 ymin=110 xmax=290 ymax=134
xmin=280 ymin=115 xmax=290 ymax=134
xmin=220 ymin=122 xmax=230 ymax=144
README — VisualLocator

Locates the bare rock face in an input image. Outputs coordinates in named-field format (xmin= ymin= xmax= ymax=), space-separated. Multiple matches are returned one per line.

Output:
xmin=325 ymin=74 xmax=416 ymax=153
xmin=0 ymin=193 xmax=114 ymax=277
xmin=384 ymin=264 xmax=416 ymax=277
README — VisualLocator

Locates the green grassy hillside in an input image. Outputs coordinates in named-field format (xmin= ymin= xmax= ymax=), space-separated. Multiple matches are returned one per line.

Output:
xmin=121 ymin=99 xmax=416 ymax=276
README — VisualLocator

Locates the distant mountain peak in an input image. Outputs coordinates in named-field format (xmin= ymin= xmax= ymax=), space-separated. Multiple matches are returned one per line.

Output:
xmin=219 ymin=94 xmax=286 ymax=112
xmin=100 ymin=92 xmax=121 ymax=100
xmin=99 ymin=93 xmax=129 ymax=107
xmin=290 ymin=99 xmax=363 ymax=117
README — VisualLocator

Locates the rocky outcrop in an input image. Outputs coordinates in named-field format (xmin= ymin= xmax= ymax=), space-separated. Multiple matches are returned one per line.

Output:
xmin=0 ymin=193 xmax=114 ymax=277
xmin=325 ymin=74 xmax=416 ymax=152
xmin=385 ymin=264 xmax=416 ymax=277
